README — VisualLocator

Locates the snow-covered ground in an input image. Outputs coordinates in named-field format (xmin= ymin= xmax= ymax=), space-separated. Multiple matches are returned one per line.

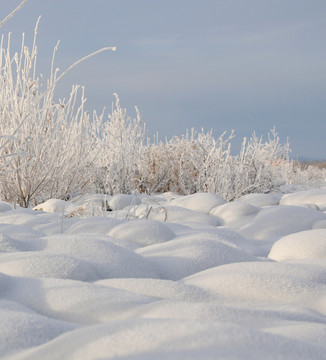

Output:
xmin=2 ymin=188 xmax=326 ymax=359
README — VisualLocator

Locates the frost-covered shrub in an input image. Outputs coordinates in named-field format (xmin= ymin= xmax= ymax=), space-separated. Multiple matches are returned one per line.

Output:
xmin=138 ymin=128 xmax=299 ymax=201
xmin=173 ymin=129 xmax=233 ymax=195
xmin=138 ymin=129 xmax=234 ymax=196
xmin=138 ymin=138 xmax=173 ymax=194
xmin=0 ymin=16 xmax=114 ymax=207
xmin=284 ymin=162 xmax=326 ymax=188
xmin=226 ymin=129 xmax=292 ymax=200
xmin=93 ymin=95 xmax=146 ymax=195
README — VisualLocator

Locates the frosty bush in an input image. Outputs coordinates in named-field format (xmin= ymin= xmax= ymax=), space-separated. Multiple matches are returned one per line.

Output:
xmin=0 ymin=27 xmax=84 ymax=206
xmin=92 ymin=95 xmax=146 ymax=195
xmin=138 ymin=128 xmax=302 ymax=201
xmin=139 ymin=129 xmax=234 ymax=196
xmin=138 ymin=136 xmax=173 ymax=194
xmin=284 ymin=161 xmax=326 ymax=188
xmin=226 ymin=129 xmax=292 ymax=200
xmin=0 ymin=14 xmax=115 ymax=207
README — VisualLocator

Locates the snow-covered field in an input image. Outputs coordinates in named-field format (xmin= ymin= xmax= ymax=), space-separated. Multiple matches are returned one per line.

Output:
xmin=2 ymin=188 xmax=326 ymax=359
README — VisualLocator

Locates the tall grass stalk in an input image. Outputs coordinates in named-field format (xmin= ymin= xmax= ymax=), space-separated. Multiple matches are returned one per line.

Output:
xmin=0 ymin=0 xmax=29 ymax=29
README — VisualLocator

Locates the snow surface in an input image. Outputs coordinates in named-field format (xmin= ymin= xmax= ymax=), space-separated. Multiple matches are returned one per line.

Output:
xmin=1 ymin=188 xmax=326 ymax=359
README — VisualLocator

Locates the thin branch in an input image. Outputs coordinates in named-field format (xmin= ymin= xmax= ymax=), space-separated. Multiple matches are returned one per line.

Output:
xmin=0 ymin=0 xmax=29 ymax=29
xmin=52 ymin=47 xmax=117 ymax=87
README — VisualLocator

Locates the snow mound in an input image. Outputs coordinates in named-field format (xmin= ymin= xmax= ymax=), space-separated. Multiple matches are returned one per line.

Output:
xmin=137 ymin=237 xmax=258 ymax=280
xmin=268 ymin=229 xmax=326 ymax=261
xmin=129 ymin=299 xmax=324 ymax=328
xmin=0 ymin=208 xmax=53 ymax=227
xmin=210 ymin=200 xmax=260 ymax=228
xmin=238 ymin=193 xmax=281 ymax=207
xmin=108 ymin=219 xmax=175 ymax=246
xmin=183 ymin=261 xmax=326 ymax=306
xmin=0 ymin=234 xmax=20 ymax=252
xmin=32 ymin=217 xmax=82 ymax=236
xmin=9 ymin=319 xmax=326 ymax=360
xmin=0 ymin=252 xmax=99 ymax=281
xmin=280 ymin=188 xmax=326 ymax=210
xmin=0 ymin=201 xmax=13 ymax=212
xmin=0 ymin=300 xmax=77 ymax=358
xmin=264 ymin=322 xmax=326 ymax=349
xmin=239 ymin=205 xmax=326 ymax=240
xmin=33 ymin=199 xmax=79 ymax=214
xmin=0 ymin=223 xmax=43 ymax=240
xmin=95 ymin=278 xmax=212 ymax=302
xmin=64 ymin=216 xmax=123 ymax=235
xmin=131 ymin=204 xmax=220 ymax=226
xmin=72 ymin=193 xmax=111 ymax=208
xmin=158 ymin=227 xmax=260 ymax=257
xmin=168 ymin=193 xmax=225 ymax=213
xmin=40 ymin=234 xmax=161 ymax=279
xmin=2 ymin=275 xmax=154 ymax=325
xmin=108 ymin=194 xmax=142 ymax=210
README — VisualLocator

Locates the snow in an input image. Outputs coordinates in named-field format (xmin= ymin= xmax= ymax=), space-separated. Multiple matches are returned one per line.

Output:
xmin=108 ymin=219 xmax=175 ymax=247
xmin=210 ymin=200 xmax=260 ymax=228
xmin=2 ymin=189 xmax=326 ymax=359
xmin=182 ymin=261 xmax=326 ymax=306
xmin=239 ymin=205 xmax=326 ymax=240
xmin=0 ymin=202 xmax=13 ymax=212
xmin=268 ymin=229 xmax=326 ymax=261
xmin=33 ymin=199 xmax=79 ymax=214
xmin=237 ymin=192 xmax=281 ymax=207
xmin=137 ymin=236 xmax=258 ymax=280
xmin=64 ymin=216 xmax=123 ymax=235
xmin=127 ymin=204 xmax=221 ymax=226
xmin=280 ymin=187 xmax=326 ymax=210
xmin=168 ymin=192 xmax=226 ymax=213
xmin=107 ymin=194 xmax=142 ymax=210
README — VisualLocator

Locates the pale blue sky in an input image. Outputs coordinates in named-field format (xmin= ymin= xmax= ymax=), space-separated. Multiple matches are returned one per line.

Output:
xmin=2 ymin=0 xmax=326 ymax=159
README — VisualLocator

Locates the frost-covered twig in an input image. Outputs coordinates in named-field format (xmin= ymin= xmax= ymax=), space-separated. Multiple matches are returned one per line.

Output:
xmin=0 ymin=0 xmax=29 ymax=29
xmin=52 ymin=47 xmax=117 ymax=87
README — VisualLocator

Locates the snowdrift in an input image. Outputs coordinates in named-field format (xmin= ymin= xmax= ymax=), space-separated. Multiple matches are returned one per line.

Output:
xmin=1 ymin=188 xmax=326 ymax=359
